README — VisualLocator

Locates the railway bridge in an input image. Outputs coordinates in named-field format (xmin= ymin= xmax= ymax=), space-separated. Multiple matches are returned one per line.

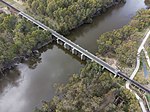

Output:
xmin=1 ymin=0 xmax=150 ymax=94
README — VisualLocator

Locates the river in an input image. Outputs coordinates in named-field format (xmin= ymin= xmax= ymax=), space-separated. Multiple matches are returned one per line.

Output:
xmin=0 ymin=0 xmax=147 ymax=112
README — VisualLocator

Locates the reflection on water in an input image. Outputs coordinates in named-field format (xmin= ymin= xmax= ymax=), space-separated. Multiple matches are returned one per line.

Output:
xmin=0 ymin=69 xmax=21 ymax=93
xmin=68 ymin=0 xmax=147 ymax=53
xmin=0 ymin=0 xmax=147 ymax=112
xmin=0 ymin=45 xmax=83 ymax=112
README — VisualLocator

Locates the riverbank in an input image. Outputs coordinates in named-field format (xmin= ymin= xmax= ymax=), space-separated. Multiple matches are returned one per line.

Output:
xmin=0 ymin=0 xmax=148 ymax=112
xmin=63 ymin=0 xmax=127 ymax=35
xmin=97 ymin=9 xmax=150 ymax=69
xmin=0 ymin=13 xmax=53 ymax=75
xmin=0 ymin=0 xmax=126 ymax=74
xmin=34 ymin=63 xmax=141 ymax=112
xmin=26 ymin=0 xmax=126 ymax=35
xmin=0 ymin=38 xmax=54 ymax=75
xmin=97 ymin=8 xmax=150 ymax=97
xmin=34 ymin=8 xmax=150 ymax=112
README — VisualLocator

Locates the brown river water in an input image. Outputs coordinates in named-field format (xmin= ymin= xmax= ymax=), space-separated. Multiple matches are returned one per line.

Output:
xmin=0 ymin=0 xmax=147 ymax=112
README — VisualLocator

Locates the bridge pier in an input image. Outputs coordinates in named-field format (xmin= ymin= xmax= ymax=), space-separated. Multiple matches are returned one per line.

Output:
xmin=37 ymin=26 xmax=40 ymax=29
xmin=66 ymin=45 xmax=71 ymax=50
xmin=102 ymin=66 xmax=105 ymax=70
xmin=64 ymin=43 xmax=67 ymax=49
xmin=38 ymin=25 xmax=41 ymax=29
xmin=18 ymin=14 xmax=23 ymax=18
xmin=1 ymin=0 xmax=149 ymax=94
xmin=56 ymin=38 xmax=59 ymax=44
xmin=72 ymin=48 xmax=75 ymax=54
xmin=81 ymin=54 xmax=84 ymax=60
xmin=56 ymin=39 xmax=63 ymax=45
xmin=91 ymin=59 xmax=94 ymax=62
xmin=114 ymin=74 xmax=117 ymax=78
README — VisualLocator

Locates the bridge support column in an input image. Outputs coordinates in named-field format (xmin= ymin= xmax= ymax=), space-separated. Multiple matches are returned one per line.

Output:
xmin=64 ymin=43 xmax=67 ymax=49
xmin=81 ymin=54 xmax=84 ymax=60
xmin=114 ymin=74 xmax=117 ymax=78
xmin=114 ymin=71 xmax=118 ymax=78
xmin=102 ymin=66 xmax=105 ymax=70
xmin=56 ymin=38 xmax=59 ymax=44
xmin=72 ymin=48 xmax=74 ymax=54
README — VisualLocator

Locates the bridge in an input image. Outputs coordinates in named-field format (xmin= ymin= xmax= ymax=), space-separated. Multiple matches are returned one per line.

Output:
xmin=1 ymin=0 xmax=150 ymax=94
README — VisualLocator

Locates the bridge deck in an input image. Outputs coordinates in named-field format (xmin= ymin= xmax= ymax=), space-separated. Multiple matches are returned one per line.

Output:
xmin=1 ymin=0 xmax=150 ymax=94
xmin=18 ymin=12 xmax=150 ymax=94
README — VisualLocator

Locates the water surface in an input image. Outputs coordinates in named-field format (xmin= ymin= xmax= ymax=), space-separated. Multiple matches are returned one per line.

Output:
xmin=0 ymin=0 xmax=147 ymax=112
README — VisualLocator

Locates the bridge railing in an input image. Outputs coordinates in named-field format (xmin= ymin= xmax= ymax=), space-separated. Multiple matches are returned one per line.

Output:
xmin=19 ymin=11 xmax=150 ymax=94
xmin=1 ymin=0 xmax=150 ymax=94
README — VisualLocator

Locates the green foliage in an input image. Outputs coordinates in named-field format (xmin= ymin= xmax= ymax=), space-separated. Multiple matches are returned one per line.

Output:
xmin=0 ymin=14 xmax=52 ymax=64
xmin=2 ymin=14 xmax=17 ymax=31
xmin=97 ymin=9 xmax=150 ymax=66
xmin=26 ymin=0 xmax=122 ymax=34
xmin=34 ymin=63 xmax=140 ymax=112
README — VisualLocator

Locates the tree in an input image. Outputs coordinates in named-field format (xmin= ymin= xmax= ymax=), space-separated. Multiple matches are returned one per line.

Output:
xmin=2 ymin=15 xmax=17 ymax=31
xmin=34 ymin=63 xmax=141 ymax=112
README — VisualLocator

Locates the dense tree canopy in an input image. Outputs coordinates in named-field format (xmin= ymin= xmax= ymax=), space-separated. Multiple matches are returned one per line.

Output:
xmin=26 ymin=0 xmax=125 ymax=34
xmin=0 ymin=1 xmax=145 ymax=112
xmin=97 ymin=9 xmax=150 ymax=67
xmin=34 ymin=63 xmax=141 ymax=112
xmin=0 ymin=13 xmax=52 ymax=66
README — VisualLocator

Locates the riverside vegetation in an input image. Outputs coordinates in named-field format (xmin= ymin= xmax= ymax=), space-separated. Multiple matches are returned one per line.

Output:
xmin=0 ymin=13 xmax=52 ymax=71
xmin=22 ymin=0 xmax=149 ymax=112
xmin=34 ymin=9 xmax=150 ymax=111
xmin=26 ymin=0 xmax=125 ymax=34
xmin=0 ymin=0 xmax=125 ymax=71
xmin=32 ymin=2 xmax=150 ymax=112
xmin=34 ymin=63 xmax=141 ymax=112
xmin=97 ymin=9 xmax=150 ymax=85
xmin=0 ymin=0 xmax=147 ymax=111
xmin=97 ymin=9 xmax=150 ymax=67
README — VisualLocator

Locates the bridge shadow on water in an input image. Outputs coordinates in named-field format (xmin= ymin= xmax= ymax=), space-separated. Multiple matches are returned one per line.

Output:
xmin=54 ymin=42 xmax=87 ymax=65
xmin=16 ymin=41 xmax=86 ymax=71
